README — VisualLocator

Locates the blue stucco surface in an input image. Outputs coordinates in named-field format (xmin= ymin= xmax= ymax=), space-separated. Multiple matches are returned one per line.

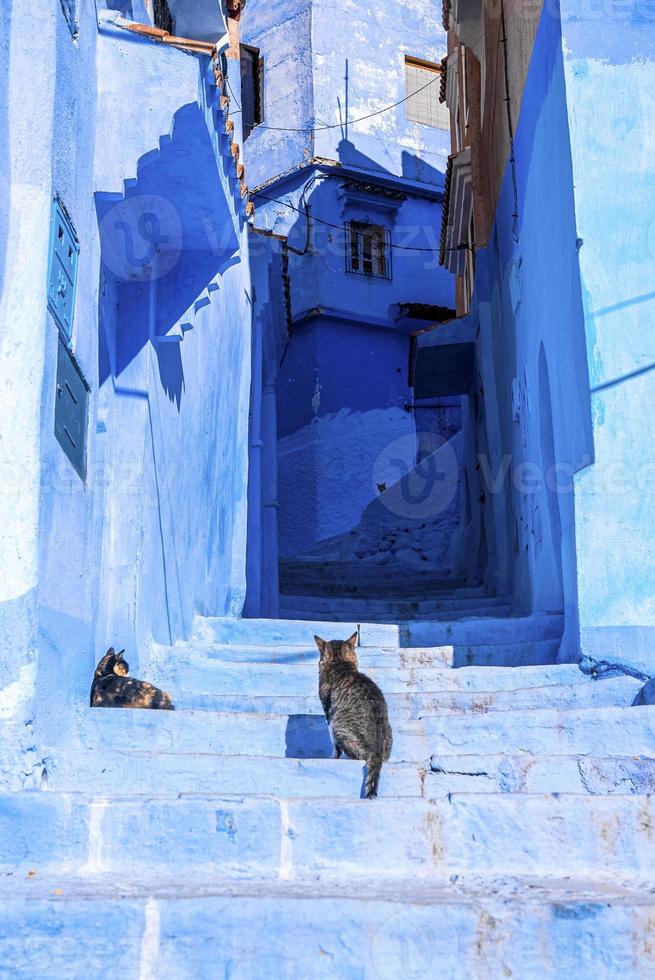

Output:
xmin=242 ymin=0 xmax=456 ymax=560
xmin=455 ymin=0 xmax=654 ymax=668
xmin=559 ymin=2 xmax=655 ymax=667
xmin=468 ymin=5 xmax=593 ymax=660
xmin=2 ymin=1 xmax=655 ymax=971
xmin=0 ymin=3 xmax=254 ymax=782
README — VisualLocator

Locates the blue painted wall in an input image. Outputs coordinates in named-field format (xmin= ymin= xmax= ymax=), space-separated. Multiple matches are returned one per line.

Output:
xmin=467 ymin=0 xmax=655 ymax=667
xmin=560 ymin=5 xmax=655 ymax=671
xmin=241 ymin=0 xmax=451 ymax=186
xmin=0 ymin=1 xmax=101 ymax=788
xmin=470 ymin=4 xmax=594 ymax=658
xmin=242 ymin=0 xmax=457 ymax=561
xmin=0 ymin=1 xmax=9 ymax=304
xmin=0 ymin=6 xmax=255 ymax=777
xmin=239 ymin=0 xmax=315 ymax=187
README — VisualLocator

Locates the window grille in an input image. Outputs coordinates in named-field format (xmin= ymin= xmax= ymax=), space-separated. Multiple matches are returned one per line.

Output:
xmin=345 ymin=222 xmax=392 ymax=280
xmin=240 ymin=45 xmax=265 ymax=141
xmin=405 ymin=56 xmax=450 ymax=130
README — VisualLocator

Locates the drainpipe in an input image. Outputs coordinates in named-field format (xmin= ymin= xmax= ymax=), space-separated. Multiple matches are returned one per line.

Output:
xmin=261 ymin=383 xmax=280 ymax=618
xmin=244 ymin=310 xmax=264 ymax=617
xmin=222 ymin=0 xmax=256 ymax=616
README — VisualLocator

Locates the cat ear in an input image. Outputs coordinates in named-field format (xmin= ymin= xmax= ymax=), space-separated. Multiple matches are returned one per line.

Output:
xmin=346 ymin=632 xmax=358 ymax=648
xmin=314 ymin=635 xmax=326 ymax=653
xmin=106 ymin=647 xmax=115 ymax=657
xmin=115 ymin=650 xmax=125 ymax=660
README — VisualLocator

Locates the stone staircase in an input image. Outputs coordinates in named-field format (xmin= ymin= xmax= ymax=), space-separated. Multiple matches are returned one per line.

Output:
xmin=2 ymin=578 xmax=655 ymax=976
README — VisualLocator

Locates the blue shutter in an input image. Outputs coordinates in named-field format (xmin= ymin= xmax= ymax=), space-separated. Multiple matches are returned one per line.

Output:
xmin=47 ymin=197 xmax=79 ymax=344
xmin=55 ymin=336 xmax=89 ymax=482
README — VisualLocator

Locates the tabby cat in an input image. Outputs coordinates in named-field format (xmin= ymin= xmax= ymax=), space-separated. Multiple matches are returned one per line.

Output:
xmin=315 ymin=632 xmax=393 ymax=798
xmin=90 ymin=648 xmax=174 ymax=710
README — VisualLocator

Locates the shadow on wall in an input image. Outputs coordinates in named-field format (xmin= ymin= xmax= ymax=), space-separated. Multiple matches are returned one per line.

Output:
xmin=96 ymin=101 xmax=239 ymax=408
xmin=297 ymin=431 xmax=463 ymax=569
xmin=0 ymin=0 xmax=11 ymax=301
xmin=275 ymin=139 xmax=449 ymax=559
xmin=402 ymin=150 xmax=445 ymax=188
xmin=335 ymin=139 xmax=445 ymax=189
xmin=538 ymin=343 xmax=564 ymax=609
xmin=337 ymin=138 xmax=393 ymax=176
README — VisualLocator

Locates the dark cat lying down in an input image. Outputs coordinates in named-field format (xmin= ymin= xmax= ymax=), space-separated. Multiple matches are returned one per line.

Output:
xmin=90 ymin=648 xmax=174 ymax=710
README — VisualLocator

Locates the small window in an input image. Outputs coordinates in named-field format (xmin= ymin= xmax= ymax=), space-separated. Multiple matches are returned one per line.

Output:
xmin=405 ymin=56 xmax=450 ymax=130
xmin=240 ymin=45 xmax=265 ymax=141
xmin=346 ymin=222 xmax=392 ymax=280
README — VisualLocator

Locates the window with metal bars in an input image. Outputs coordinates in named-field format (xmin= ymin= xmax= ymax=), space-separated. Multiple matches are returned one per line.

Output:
xmin=345 ymin=222 xmax=392 ymax=280
xmin=405 ymin=56 xmax=450 ymax=130
xmin=240 ymin=45 xmax=265 ymax=141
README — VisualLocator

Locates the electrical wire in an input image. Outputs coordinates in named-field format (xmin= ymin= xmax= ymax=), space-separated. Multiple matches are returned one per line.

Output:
xmin=224 ymin=77 xmax=466 ymax=256
xmin=499 ymin=0 xmax=519 ymax=244
xmin=254 ymin=190 xmax=469 ymax=254
xmin=225 ymin=73 xmax=441 ymax=134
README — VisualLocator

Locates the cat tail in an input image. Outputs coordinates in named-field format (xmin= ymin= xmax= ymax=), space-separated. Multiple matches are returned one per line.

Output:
xmin=364 ymin=750 xmax=384 ymax=799
xmin=155 ymin=690 xmax=175 ymax=710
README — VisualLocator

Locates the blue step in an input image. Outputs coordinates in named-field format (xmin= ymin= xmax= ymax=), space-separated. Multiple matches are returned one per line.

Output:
xmin=167 ymin=675 xmax=642 ymax=717
xmin=426 ymin=753 xmax=655 ymax=796
xmin=415 ymin=704 xmax=655 ymax=759
xmin=279 ymin=593 xmax=507 ymax=614
xmin=2 ymin=793 xmax=654 ymax=881
xmin=47 ymin=752 xmax=422 ymax=798
xmin=189 ymin=638 xmax=561 ymax=667
xmin=143 ymin=657 xmax=590 ymax=700
xmin=0 ymin=888 xmax=647 ymax=978
xmin=279 ymin=604 xmax=514 ymax=623
xmin=199 ymin=615 xmax=564 ymax=649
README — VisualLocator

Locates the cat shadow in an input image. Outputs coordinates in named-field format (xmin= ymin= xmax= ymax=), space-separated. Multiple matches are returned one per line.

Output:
xmin=284 ymin=715 xmax=371 ymax=798
xmin=284 ymin=715 xmax=333 ymax=758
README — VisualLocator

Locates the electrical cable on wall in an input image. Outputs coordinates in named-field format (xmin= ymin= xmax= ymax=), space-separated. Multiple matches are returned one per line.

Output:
xmin=254 ymin=190 xmax=469 ymax=254
xmin=225 ymin=74 xmax=441 ymax=133
xmin=499 ymin=0 xmax=520 ymax=243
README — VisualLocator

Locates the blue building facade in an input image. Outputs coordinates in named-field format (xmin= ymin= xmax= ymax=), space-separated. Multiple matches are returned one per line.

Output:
xmin=240 ymin=0 xmax=460 ymax=574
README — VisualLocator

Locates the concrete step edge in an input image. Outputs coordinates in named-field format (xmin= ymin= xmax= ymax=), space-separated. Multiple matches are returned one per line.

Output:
xmin=2 ymin=872 xmax=653 ymax=903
